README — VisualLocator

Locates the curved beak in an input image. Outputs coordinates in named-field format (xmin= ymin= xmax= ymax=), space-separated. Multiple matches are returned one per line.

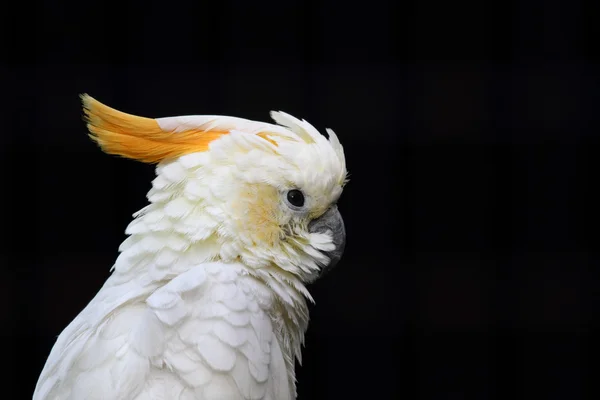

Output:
xmin=308 ymin=205 xmax=346 ymax=276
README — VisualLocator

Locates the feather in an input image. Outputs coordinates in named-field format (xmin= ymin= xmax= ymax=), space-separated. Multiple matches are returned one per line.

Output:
xmin=164 ymin=196 xmax=195 ymax=219
xmin=231 ymin=357 xmax=268 ymax=400
xmin=223 ymin=310 xmax=251 ymax=327
xmin=203 ymin=375 xmax=245 ymax=400
xmin=211 ymin=320 xmax=248 ymax=347
xmin=196 ymin=335 xmax=237 ymax=372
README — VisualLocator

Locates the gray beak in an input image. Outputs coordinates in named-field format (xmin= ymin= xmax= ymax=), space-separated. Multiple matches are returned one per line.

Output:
xmin=308 ymin=205 xmax=346 ymax=276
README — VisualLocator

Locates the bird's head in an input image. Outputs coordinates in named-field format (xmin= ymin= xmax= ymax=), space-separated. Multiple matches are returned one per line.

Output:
xmin=82 ymin=95 xmax=347 ymax=282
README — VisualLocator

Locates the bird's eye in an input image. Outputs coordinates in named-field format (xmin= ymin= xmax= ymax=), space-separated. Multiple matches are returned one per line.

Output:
xmin=286 ymin=189 xmax=305 ymax=208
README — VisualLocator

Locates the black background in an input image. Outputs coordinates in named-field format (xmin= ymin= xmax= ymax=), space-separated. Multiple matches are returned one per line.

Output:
xmin=1 ymin=0 xmax=598 ymax=398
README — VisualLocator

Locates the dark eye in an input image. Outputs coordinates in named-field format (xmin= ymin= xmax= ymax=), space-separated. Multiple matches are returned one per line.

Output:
xmin=286 ymin=189 xmax=305 ymax=208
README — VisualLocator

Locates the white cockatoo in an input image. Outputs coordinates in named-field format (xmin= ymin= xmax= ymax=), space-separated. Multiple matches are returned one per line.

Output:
xmin=33 ymin=95 xmax=347 ymax=400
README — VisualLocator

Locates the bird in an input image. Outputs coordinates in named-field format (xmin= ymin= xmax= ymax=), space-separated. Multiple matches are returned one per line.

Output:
xmin=34 ymin=95 xmax=348 ymax=400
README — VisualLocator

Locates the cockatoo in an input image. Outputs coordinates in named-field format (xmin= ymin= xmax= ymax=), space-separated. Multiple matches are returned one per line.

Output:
xmin=33 ymin=95 xmax=347 ymax=400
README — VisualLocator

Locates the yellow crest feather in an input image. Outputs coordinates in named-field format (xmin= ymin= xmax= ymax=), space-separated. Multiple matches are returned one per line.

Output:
xmin=81 ymin=94 xmax=229 ymax=163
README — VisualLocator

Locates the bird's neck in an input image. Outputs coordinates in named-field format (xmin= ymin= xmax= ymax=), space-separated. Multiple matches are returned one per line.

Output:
xmin=111 ymin=200 xmax=312 ymax=376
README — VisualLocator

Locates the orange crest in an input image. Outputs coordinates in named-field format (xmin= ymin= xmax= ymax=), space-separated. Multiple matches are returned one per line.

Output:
xmin=82 ymin=95 xmax=232 ymax=163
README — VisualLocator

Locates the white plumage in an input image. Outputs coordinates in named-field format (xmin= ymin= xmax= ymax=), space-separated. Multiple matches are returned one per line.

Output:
xmin=34 ymin=97 xmax=347 ymax=400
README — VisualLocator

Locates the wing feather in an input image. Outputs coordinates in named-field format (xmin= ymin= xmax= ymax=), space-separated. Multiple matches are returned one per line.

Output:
xmin=34 ymin=262 xmax=293 ymax=400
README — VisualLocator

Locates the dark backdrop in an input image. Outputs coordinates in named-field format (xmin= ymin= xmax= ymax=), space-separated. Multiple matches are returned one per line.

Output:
xmin=1 ymin=0 xmax=598 ymax=398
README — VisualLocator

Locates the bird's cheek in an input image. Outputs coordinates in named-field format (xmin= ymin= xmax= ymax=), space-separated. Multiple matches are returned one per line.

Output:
xmin=232 ymin=184 xmax=282 ymax=246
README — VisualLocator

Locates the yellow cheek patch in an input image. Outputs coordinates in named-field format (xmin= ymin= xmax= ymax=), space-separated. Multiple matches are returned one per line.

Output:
xmin=232 ymin=184 xmax=282 ymax=246
xmin=82 ymin=94 xmax=229 ymax=163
